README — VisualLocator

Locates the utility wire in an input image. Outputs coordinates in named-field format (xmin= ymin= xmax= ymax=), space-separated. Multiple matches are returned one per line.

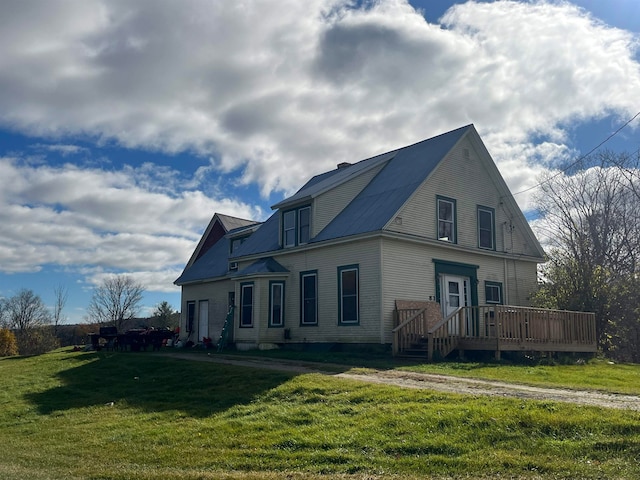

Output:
xmin=511 ymin=110 xmax=640 ymax=197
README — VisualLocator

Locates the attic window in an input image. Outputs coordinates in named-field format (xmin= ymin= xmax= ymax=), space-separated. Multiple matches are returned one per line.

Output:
xmin=477 ymin=206 xmax=495 ymax=250
xmin=437 ymin=196 xmax=456 ymax=243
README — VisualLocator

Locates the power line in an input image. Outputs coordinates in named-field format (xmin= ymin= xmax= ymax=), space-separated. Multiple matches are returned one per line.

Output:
xmin=511 ymin=110 xmax=640 ymax=197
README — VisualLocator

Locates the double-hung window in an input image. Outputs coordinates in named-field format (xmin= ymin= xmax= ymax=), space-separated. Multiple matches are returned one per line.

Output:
xmin=298 ymin=207 xmax=310 ymax=244
xmin=478 ymin=206 xmax=495 ymax=250
xmin=300 ymin=271 xmax=317 ymax=325
xmin=283 ymin=211 xmax=296 ymax=247
xmin=437 ymin=196 xmax=456 ymax=243
xmin=338 ymin=265 xmax=359 ymax=324
xmin=485 ymin=281 xmax=503 ymax=304
xmin=240 ymin=283 xmax=254 ymax=327
xmin=269 ymin=281 xmax=285 ymax=327
xmin=283 ymin=205 xmax=311 ymax=247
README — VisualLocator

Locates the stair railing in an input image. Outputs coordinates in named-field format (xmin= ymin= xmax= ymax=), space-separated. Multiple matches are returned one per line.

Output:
xmin=217 ymin=305 xmax=235 ymax=352
xmin=427 ymin=308 xmax=463 ymax=361
xmin=392 ymin=308 xmax=427 ymax=356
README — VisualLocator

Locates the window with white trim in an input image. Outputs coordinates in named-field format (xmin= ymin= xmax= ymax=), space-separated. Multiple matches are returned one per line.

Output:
xmin=437 ymin=196 xmax=456 ymax=243
xmin=269 ymin=281 xmax=285 ymax=327
xmin=300 ymin=271 xmax=317 ymax=325
xmin=478 ymin=206 xmax=495 ymax=250
xmin=240 ymin=283 xmax=254 ymax=327
xmin=338 ymin=265 xmax=359 ymax=324
xmin=282 ymin=205 xmax=311 ymax=247
xmin=485 ymin=281 xmax=503 ymax=304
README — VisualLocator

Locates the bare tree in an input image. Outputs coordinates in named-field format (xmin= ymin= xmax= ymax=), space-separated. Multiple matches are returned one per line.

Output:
xmin=0 ymin=296 xmax=6 ymax=328
xmin=4 ymin=289 xmax=57 ymax=355
xmin=5 ymin=289 xmax=52 ymax=331
xmin=533 ymin=151 xmax=640 ymax=359
xmin=52 ymin=284 xmax=68 ymax=335
xmin=87 ymin=275 xmax=145 ymax=331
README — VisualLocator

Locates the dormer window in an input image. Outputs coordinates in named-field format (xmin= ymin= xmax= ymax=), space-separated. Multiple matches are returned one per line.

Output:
xmin=282 ymin=205 xmax=311 ymax=247
xmin=298 ymin=206 xmax=310 ymax=244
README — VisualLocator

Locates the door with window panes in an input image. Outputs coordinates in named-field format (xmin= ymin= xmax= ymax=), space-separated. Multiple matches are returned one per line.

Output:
xmin=441 ymin=275 xmax=470 ymax=334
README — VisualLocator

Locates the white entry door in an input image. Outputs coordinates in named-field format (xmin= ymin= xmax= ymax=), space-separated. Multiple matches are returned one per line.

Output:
xmin=441 ymin=275 xmax=470 ymax=334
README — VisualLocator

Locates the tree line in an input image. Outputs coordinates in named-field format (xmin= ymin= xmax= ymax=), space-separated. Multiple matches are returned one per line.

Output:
xmin=0 ymin=275 xmax=179 ymax=356
xmin=532 ymin=150 xmax=640 ymax=362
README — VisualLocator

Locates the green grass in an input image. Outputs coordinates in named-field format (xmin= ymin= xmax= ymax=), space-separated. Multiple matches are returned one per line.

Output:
xmin=401 ymin=358 xmax=640 ymax=395
xmin=0 ymin=349 xmax=639 ymax=479
xmin=231 ymin=348 xmax=640 ymax=395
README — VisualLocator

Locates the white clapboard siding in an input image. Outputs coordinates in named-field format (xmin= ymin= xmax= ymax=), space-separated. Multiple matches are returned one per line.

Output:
xmin=253 ymin=238 xmax=383 ymax=344
xmin=180 ymin=279 xmax=234 ymax=343
xmin=387 ymin=137 xmax=540 ymax=258
xmin=380 ymin=237 xmax=539 ymax=343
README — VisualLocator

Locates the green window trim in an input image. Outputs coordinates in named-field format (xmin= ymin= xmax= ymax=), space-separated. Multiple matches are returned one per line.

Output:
xmin=338 ymin=264 xmax=359 ymax=325
xmin=269 ymin=281 xmax=285 ymax=327
xmin=485 ymin=281 xmax=503 ymax=305
xmin=240 ymin=282 xmax=254 ymax=328
xmin=282 ymin=205 xmax=311 ymax=247
xmin=477 ymin=205 xmax=496 ymax=250
xmin=433 ymin=259 xmax=479 ymax=307
xmin=437 ymin=196 xmax=457 ymax=244
xmin=300 ymin=270 xmax=318 ymax=326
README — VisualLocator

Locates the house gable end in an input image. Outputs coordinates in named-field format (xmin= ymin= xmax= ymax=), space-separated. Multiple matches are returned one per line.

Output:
xmin=385 ymin=127 xmax=545 ymax=259
xmin=312 ymin=125 xmax=471 ymax=243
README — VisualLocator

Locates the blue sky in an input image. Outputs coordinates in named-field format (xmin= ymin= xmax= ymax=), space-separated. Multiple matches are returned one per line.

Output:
xmin=0 ymin=0 xmax=638 ymax=324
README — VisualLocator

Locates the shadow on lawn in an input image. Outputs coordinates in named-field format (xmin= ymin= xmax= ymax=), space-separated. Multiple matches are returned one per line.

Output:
xmin=26 ymin=349 xmax=317 ymax=417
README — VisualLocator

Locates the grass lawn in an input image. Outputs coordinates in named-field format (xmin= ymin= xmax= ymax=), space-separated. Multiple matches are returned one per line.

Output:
xmin=0 ymin=348 xmax=639 ymax=479
xmin=234 ymin=348 xmax=640 ymax=395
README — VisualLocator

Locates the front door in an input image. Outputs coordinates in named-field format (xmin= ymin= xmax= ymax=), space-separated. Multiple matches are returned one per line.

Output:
xmin=441 ymin=275 xmax=470 ymax=334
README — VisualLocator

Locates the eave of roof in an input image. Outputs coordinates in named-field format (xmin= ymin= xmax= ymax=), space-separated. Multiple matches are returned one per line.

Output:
xmin=174 ymin=236 xmax=231 ymax=285
xmin=233 ymin=257 xmax=289 ymax=278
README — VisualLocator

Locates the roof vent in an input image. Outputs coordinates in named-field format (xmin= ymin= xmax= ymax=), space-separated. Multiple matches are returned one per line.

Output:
xmin=337 ymin=162 xmax=351 ymax=169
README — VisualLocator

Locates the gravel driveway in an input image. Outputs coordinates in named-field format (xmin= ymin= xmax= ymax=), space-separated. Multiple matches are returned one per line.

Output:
xmin=163 ymin=352 xmax=640 ymax=411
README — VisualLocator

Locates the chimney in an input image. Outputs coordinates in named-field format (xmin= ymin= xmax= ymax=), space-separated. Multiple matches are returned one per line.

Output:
xmin=337 ymin=162 xmax=351 ymax=169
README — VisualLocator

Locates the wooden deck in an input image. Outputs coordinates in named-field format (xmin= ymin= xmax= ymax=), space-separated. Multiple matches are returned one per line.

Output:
xmin=393 ymin=302 xmax=597 ymax=360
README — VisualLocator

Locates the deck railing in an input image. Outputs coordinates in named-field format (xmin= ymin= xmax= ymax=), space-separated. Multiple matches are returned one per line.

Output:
xmin=394 ymin=304 xmax=597 ymax=360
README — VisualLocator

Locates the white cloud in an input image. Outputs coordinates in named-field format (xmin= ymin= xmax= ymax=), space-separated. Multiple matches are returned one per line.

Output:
xmin=0 ymin=0 xmax=637 ymax=203
xmin=0 ymin=156 xmax=264 ymax=280
xmin=0 ymin=0 xmax=639 ymax=289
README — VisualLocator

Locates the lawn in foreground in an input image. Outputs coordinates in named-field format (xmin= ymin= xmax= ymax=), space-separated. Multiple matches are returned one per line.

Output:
xmin=0 ymin=349 xmax=638 ymax=479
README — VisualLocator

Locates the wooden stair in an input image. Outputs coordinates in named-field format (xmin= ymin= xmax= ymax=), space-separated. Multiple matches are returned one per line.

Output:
xmin=396 ymin=337 xmax=430 ymax=359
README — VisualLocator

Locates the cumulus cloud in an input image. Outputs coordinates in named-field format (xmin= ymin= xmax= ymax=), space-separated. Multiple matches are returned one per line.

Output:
xmin=0 ymin=0 xmax=639 ymax=292
xmin=0 ymin=156 xmax=264 ymax=280
xmin=0 ymin=0 xmax=638 ymax=198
